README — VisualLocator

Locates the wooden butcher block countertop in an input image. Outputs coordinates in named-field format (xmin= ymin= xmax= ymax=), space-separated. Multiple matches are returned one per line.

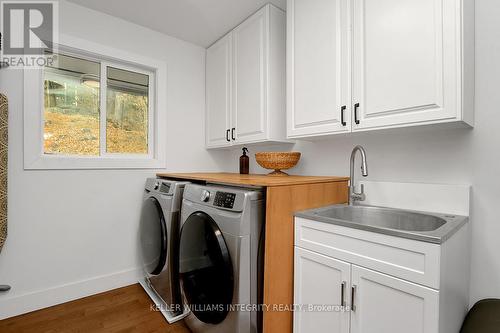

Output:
xmin=157 ymin=172 xmax=349 ymax=333
xmin=156 ymin=172 xmax=349 ymax=187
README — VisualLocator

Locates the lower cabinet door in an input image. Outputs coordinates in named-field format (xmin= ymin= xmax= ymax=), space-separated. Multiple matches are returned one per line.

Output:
xmin=350 ymin=265 xmax=439 ymax=333
xmin=294 ymin=247 xmax=350 ymax=333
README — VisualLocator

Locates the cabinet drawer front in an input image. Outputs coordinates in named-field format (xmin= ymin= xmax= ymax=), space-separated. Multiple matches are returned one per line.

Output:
xmin=295 ymin=217 xmax=441 ymax=289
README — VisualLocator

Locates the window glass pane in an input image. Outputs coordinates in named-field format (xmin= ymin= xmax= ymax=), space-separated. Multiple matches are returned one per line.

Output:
xmin=106 ymin=67 xmax=149 ymax=154
xmin=43 ymin=53 xmax=100 ymax=156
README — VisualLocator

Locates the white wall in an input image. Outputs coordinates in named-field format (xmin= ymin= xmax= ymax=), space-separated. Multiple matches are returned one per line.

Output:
xmin=226 ymin=0 xmax=500 ymax=307
xmin=0 ymin=0 xmax=231 ymax=319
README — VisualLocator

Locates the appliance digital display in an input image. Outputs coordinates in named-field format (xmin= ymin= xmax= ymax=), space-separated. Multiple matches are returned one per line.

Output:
xmin=214 ymin=191 xmax=236 ymax=209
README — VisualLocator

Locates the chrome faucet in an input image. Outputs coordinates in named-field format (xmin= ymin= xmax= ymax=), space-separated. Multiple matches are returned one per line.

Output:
xmin=349 ymin=145 xmax=368 ymax=205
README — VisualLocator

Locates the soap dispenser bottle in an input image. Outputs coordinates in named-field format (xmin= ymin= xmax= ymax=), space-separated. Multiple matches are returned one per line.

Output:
xmin=240 ymin=147 xmax=249 ymax=174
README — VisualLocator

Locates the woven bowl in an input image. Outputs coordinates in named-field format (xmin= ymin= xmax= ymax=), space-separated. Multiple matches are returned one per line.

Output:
xmin=255 ymin=152 xmax=301 ymax=176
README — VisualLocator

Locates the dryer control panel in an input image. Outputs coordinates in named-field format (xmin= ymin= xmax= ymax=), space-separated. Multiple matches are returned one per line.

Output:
xmin=213 ymin=191 xmax=236 ymax=209
xmin=183 ymin=184 xmax=263 ymax=213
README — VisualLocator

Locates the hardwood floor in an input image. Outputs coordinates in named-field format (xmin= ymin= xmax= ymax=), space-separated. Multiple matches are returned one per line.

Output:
xmin=0 ymin=284 xmax=191 ymax=333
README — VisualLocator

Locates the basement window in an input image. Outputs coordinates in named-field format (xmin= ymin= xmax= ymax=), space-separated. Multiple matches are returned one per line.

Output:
xmin=43 ymin=54 xmax=102 ymax=156
xmin=24 ymin=38 xmax=166 ymax=169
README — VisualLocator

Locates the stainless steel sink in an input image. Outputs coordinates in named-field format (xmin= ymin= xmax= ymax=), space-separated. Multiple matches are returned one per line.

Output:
xmin=295 ymin=204 xmax=468 ymax=243
xmin=315 ymin=205 xmax=446 ymax=232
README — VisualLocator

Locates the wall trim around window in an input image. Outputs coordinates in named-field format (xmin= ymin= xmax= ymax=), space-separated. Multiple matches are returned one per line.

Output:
xmin=23 ymin=33 xmax=167 ymax=170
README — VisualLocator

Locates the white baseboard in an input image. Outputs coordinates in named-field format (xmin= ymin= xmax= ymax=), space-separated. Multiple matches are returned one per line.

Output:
xmin=0 ymin=267 xmax=143 ymax=320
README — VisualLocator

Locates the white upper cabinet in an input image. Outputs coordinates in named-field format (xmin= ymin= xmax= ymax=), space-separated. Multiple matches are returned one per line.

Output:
xmin=287 ymin=0 xmax=351 ymax=138
xmin=206 ymin=34 xmax=233 ymax=148
xmin=352 ymin=0 xmax=469 ymax=131
xmin=206 ymin=4 xmax=288 ymax=149
xmin=287 ymin=0 xmax=474 ymax=138
xmin=233 ymin=8 xmax=267 ymax=143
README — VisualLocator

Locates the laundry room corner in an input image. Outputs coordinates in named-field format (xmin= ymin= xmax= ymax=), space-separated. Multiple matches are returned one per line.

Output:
xmin=0 ymin=0 xmax=233 ymax=320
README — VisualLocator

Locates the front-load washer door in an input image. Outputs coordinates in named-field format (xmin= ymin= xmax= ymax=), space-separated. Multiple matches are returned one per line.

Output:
xmin=140 ymin=196 xmax=168 ymax=276
xmin=179 ymin=211 xmax=234 ymax=325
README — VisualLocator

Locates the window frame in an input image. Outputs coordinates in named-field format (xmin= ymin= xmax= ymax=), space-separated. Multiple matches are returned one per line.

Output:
xmin=24 ymin=34 xmax=167 ymax=169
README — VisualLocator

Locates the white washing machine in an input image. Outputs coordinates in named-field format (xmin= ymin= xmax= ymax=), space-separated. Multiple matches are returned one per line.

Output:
xmin=179 ymin=183 xmax=265 ymax=333
xmin=139 ymin=178 xmax=190 ymax=323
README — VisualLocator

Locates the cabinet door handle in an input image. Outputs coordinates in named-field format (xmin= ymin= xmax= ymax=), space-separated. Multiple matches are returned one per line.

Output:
xmin=340 ymin=281 xmax=346 ymax=307
xmin=341 ymin=106 xmax=347 ymax=126
xmin=226 ymin=129 xmax=230 ymax=142
xmin=351 ymin=284 xmax=357 ymax=312
xmin=231 ymin=127 xmax=236 ymax=141
xmin=354 ymin=103 xmax=360 ymax=125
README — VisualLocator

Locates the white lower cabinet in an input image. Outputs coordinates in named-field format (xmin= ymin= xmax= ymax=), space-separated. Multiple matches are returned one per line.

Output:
xmin=294 ymin=247 xmax=350 ymax=333
xmin=350 ymin=265 xmax=439 ymax=333
xmin=293 ymin=217 xmax=470 ymax=333
xmin=294 ymin=248 xmax=439 ymax=333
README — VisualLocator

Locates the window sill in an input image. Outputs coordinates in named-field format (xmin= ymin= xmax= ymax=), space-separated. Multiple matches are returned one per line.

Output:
xmin=24 ymin=155 xmax=166 ymax=170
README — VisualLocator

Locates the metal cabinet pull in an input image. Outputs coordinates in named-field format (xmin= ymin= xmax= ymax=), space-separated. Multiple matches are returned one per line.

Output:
xmin=231 ymin=127 xmax=236 ymax=141
xmin=354 ymin=103 xmax=360 ymax=124
xmin=341 ymin=281 xmax=346 ymax=307
xmin=226 ymin=129 xmax=230 ymax=142
xmin=351 ymin=284 xmax=357 ymax=311
xmin=341 ymin=106 xmax=347 ymax=126
xmin=0 ymin=285 xmax=11 ymax=292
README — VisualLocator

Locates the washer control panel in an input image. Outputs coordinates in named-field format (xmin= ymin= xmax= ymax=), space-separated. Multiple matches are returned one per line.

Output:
xmin=213 ymin=191 xmax=236 ymax=209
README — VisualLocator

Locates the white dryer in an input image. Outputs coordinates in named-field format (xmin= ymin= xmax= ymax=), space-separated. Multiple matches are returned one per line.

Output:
xmin=139 ymin=178 xmax=190 ymax=323
xmin=179 ymin=183 xmax=265 ymax=333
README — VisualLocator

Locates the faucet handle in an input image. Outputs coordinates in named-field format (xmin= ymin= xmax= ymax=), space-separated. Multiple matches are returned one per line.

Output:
xmin=358 ymin=184 xmax=366 ymax=201
xmin=350 ymin=184 xmax=366 ymax=203
xmin=352 ymin=184 xmax=364 ymax=195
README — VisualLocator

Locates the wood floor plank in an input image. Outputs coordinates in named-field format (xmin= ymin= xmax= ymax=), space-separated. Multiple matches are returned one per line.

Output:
xmin=0 ymin=284 xmax=191 ymax=333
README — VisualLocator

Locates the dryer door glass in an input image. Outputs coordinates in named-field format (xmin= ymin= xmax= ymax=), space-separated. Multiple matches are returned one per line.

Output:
xmin=179 ymin=211 xmax=233 ymax=324
xmin=140 ymin=197 xmax=168 ymax=275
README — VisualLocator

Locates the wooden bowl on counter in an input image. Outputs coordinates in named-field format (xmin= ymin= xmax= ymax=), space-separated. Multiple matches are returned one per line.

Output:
xmin=255 ymin=152 xmax=301 ymax=176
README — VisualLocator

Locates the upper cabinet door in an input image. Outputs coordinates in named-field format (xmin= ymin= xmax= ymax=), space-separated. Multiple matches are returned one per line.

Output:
xmin=350 ymin=265 xmax=439 ymax=333
xmin=206 ymin=34 xmax=232 ymax=148
xmin=294 ymin=247 xmax=350 ymax=333
xmin=352 ymin=0 xmax=460 ymax=131
xmin=233 ymin=6 xmax=268 ymax=144
xmin=287 ymin=0 xmax=351 ymax=138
